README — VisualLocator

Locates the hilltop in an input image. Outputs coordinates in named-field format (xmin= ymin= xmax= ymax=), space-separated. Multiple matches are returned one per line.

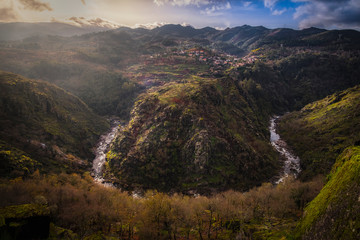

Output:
xmin=107 ymin=74 xmax=279 ymax=193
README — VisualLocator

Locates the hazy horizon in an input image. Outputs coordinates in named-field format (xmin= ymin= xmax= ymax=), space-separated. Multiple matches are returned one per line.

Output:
xmin=1 ymin=0 xmax=360 ymax=31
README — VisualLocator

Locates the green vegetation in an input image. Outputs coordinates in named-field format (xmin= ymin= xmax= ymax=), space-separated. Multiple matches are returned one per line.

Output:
xmin=0 ymin=24 xmax=360 ymax=239
xmin=0 ymin=71 xmax=109 ymax=175
xmin=0 ymin=141 xmax=41 ymax=178
xmin=107 ymin=74 xmax=280 ymax=193
xmin=0 ymin=203 xmax=50 ymax=219
xmin=295 ymin=147 xmax=360 ymax=239
xmin=278 ymin=85 xmax=360 ymax=179
xmin=235 ymin=52 xmax=360 ymax=113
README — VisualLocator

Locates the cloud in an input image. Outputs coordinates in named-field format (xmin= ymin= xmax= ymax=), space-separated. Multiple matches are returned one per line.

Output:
xmin=154 ymin=0 xmax=210 ymax=7
xmin=0 ymin=7 xmax=19 ymax=21
xmin=243 ymin=1 xmax=252 ymax=8
xmin=18 ymin=0 xmax=52 ymax=12
xmin=201 ymin=2 xmax=231 ymax=16
xmin=263 ymin=0 xmax=286 ymax=15
xmin=292 ymin=0 xmax=360 ymax=29
xmin=154 ymin=0 xmax=231 ymax=16
xmin=272 ymin=8 xmax=287 ymax=15
xmin=264 ymin=0 xmax=278 ymax=9
xmin=133 ymin=21 xmax=169 ymax=29
xmin=68 ymin=17 xmax=120 ymax=29
xmin=0 ymin=0 xmax=20 ymax=21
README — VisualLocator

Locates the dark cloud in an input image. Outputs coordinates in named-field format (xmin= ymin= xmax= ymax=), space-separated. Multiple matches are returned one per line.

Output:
xmin=0 ymin=7 xmax=19 ymax=21
xmin=293 ymin=0 xmax=360 ymax=30
xmin=18 ymin=0 xmax=52 ymax=12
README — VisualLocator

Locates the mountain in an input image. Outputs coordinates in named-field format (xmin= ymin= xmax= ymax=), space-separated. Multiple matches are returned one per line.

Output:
xmin=150 ymin=24 xmax=205 ymax=38
xmin=278 ymin=85 xmax=360 ymax=179
xmin=1 ymin=23 xmax=359 ymax=188
xmin=211 ymin=25 xmax=269 ymax=51
xmin=0 ymin=22 xmax=111 ymax=41
xmin=107 ymin=74 xmax=279 ymax=193
xmin=0 ymin=22 xmax=360 ymax=239
xmin=0 ymin=71 xmax=109 ymax=175
xmin=237 ymin=52 xmax=360 ymax=112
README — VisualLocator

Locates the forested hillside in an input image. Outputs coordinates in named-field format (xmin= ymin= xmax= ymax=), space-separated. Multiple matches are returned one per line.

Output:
xmin=0 ymin=71 xmax=109 ymax=176
xmin=278 ymin=85 xmax=360 ymax=179
xmin=107 ymin=75 xmax=278 ymax=193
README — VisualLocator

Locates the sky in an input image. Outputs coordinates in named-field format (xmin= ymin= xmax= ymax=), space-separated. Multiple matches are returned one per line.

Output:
xmin=1 ymin=0 xmax=360 ymax=30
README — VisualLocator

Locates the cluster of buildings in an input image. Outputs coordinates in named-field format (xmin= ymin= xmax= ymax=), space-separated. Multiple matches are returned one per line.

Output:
xmin=181 ymin=48 xmax=260 ymax=67
xmin=140 ymin=46 xmax=261 ymax=70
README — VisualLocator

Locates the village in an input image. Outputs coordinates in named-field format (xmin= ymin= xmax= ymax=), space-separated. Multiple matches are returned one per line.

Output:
xmin=140 ymin=45 xmax=261 ymax=70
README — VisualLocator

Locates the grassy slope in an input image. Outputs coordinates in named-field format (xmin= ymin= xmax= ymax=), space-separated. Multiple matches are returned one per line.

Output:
xmin=278 ymin=85 xmax=360 ymax=179
xmin=295 ymin=146 xmax=360 ymax=239
xmin=107 ymin=75 xmax=279 ymax=193
xmin=0 ymin=71 xmax=109 ymax=175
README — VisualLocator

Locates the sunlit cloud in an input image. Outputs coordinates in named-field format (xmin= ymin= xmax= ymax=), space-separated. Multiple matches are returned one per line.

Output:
xmin=18 ymin=0 xmax=52 ymax=12
xmin=68 ymin=16 xmax=120 ymax=29
xmin=0 ymin=7 xmax=19 ymax=21
xmin=133 ymin=21 xmax=169 ymax=29
xmin=0 ymin=0 xmax=20 ymax=21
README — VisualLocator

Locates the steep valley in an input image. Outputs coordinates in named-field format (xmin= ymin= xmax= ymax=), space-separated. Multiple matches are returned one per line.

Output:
xmin=0 ymin=24 xmax=360 ymax=239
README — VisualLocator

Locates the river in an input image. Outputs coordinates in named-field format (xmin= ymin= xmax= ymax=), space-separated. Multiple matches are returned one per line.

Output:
xmin=269 ymin=116 xmax=301 ymax=183
xmin=92 ymin=120 xmax=120 ymax=187
xmin=92 ymin=116 xmax=300 ymax=188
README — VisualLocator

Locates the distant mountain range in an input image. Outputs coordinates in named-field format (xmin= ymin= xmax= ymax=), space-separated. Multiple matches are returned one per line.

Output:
xmin=108 ymin=24 xmax=360 ymax=55
xmin=2 ymin=22 xmax=360 ymax=54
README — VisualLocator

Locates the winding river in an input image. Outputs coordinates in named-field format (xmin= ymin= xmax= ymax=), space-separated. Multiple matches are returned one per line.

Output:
xmin=269 ymin=116 xmax=301 ymax=183
xmin=92 ymin=120 xmax=120 ymax=187
xmin=92 ymin=116 xmax=300 ymax=188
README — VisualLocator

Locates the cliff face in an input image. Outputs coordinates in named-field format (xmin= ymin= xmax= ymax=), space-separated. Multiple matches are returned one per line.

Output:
xmin=107 ymin=77 xmax=279 ymax=193
xmin=0 ymin=71 xmax=109 ymax=175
